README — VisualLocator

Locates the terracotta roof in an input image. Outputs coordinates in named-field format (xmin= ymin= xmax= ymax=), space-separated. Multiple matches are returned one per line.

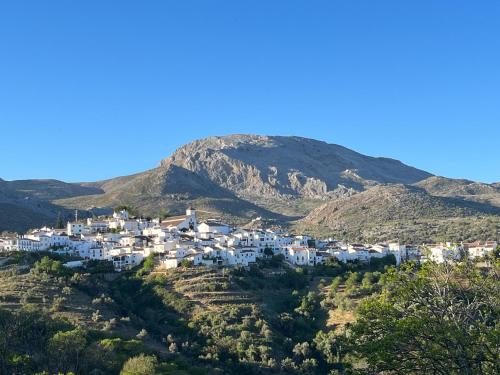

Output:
xmin=162 ymin=215 xmax=188 ymax=222
xmin=161 ymin=218 xmax=188 ymax=227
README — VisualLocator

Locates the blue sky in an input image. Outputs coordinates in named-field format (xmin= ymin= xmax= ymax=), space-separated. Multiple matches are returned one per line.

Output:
xmin=0 ymin=1 xmax=499 ymax=183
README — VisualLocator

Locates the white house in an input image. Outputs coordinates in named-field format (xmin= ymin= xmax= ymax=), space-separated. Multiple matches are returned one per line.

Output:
xmin=113 ymin=209 xmax=130 ymax=220
xmin=142 ymin=226 xmax=168 ymax=237
xmin=67 ymin=222 xmax=84 ymax=236
xmin=161 ymin=249 xmax=206 ymax=269
xmin=203 ymin=245 xmax=257 ymax=266
xmin=282 ymin=246 xmax=319 ymax=266
xmin=427 ymin=243 xmax=463 ymax=264
xmin=464 ymin=241 xmax=497 ymax=259
xmin=86 ymin=218 xmax=109 ymax=233
xmin=293 ymin=235 xmax=312 ymax=247
xmin=120 ymin=220 xmax=139 ymax=232
xmin=78 ymin=246 xmax=108 ymax=260
xmin=153 ymin=239 xmax=179 ymax=253
xmin=388 ymin=243 xmax=405 ymax=265
xmin=17 ymin=238 xmax=42 ymax=251
xmin=108 ymin=248 xmax=145 ymax=271
xmin=198 ymin=220 xmax=231 ymax=235
xmin=161 ymin=207 xmax=197 ymax=231
xmin=347 ymin=244 xmax=370 ymax=262
xmin=162 ymin=257 xmax=181 ymax=269
xmin=0 ymin=237 xmax=17 ymax=251
xmin=19 ymin=229 xmax=71 ymax=251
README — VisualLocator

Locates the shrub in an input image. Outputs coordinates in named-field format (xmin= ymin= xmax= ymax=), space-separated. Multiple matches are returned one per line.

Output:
xmin=33 ymin=256 xmax=67 ymax=277
xmin=120 ymin=354 xmax=157 ymax=375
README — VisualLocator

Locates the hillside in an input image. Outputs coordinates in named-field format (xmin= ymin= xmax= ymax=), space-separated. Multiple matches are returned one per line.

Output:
xmin=0 ymin=179 xmax=105 ymax=233
xmin=2 ymin=249 xmax=497 ymax=374
xmin=299 ymin=184 xmax=500 ymax=243
xmin=57 ymin=164 xmax=287 ymax=225
xmin=0 ymin=250 xmax=400 ymax=374
xmin=0 ymin=181 xmax=74 ymax=232
xmin=415 ymin=176 xmax=500 ymax=208
xmin=2 ymin=179 xmax=103 ymax=200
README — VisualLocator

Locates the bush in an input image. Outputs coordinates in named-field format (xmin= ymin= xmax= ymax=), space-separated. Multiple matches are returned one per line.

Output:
xmin=48 ymin=329 xmax=87 ymax=373
xmin=120 ymin=354 xmax=157 ymax=375
xmin=180 ymin=259 xmax=193 ymax=268
xmin=137 ymin=254 xmax=155 ymax=276
xmin=51 ymin=296 xmax=66 ymax=312
xmin=33 ymin=256 xmax=67 ymax=277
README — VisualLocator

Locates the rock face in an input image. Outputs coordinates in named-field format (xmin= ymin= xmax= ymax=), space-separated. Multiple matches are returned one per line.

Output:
xmin=159 ymin=135 xmax=432 ymax=200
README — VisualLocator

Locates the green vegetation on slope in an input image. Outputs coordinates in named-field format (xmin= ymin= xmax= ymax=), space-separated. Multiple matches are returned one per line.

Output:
xmin=0 ymin=250 xmax=498 ymax=374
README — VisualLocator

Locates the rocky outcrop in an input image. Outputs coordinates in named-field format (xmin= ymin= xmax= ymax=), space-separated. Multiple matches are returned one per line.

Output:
xmin=158 ymin=135 xmax=432 ymax=201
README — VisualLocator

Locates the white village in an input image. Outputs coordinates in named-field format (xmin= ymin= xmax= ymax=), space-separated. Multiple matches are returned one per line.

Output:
xmin=0 ymin=207 xmax=497 ymax=271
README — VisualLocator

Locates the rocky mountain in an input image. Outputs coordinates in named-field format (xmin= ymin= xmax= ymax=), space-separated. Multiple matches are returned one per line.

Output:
xmin=53 ymin=135 xmax=434 ymax=221
xmin=1 ymin=135 xmax=499 ymax=241
xmin=161 ymin=135 xmax=432 ymax=199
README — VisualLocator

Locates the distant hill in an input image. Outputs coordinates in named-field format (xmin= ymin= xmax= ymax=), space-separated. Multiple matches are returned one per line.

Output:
xmin=2 ymin=179 xmax=103 ymax=200
xmin=2 ymin=134 xmax=499 ymax=241
xmin=414 ymin=176 xmax=500 ymax=208
xmin=0 ymin=179 xmax=104 ymax=232
xmin=299 ymin=184 xmax=500 ymax=243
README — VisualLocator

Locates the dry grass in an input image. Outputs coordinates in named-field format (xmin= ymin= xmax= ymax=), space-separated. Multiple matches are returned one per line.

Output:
xmin=327 ymin=309 xmax=356 ymax=330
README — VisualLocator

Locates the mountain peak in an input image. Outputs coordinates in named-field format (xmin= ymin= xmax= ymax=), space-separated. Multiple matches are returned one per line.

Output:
xmin=158 ymin=134 xmax=432 ymax=201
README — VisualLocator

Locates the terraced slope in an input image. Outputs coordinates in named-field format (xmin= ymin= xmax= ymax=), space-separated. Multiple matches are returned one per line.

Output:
xmin=152 ymin=267 xmax=255 ymax=308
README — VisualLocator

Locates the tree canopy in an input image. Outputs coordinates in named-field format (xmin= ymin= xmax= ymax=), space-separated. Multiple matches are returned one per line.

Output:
xmin=350 ymin=262 xmax=500 ymax=374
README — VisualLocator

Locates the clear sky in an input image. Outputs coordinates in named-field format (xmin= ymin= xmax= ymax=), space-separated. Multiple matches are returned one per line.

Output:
xmin=0 ymin=1 xmax=499 ymax=183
